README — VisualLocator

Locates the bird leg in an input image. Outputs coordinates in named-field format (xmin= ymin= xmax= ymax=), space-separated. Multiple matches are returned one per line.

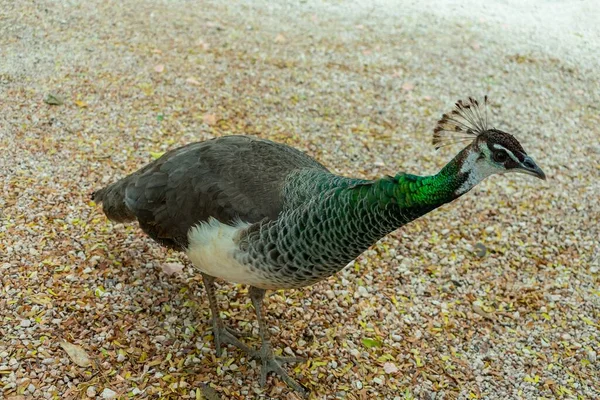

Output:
xmin=249 ymin=286 xmax=308 ymax=397
xmin=202 ymin=273 xmax=252 ymax=357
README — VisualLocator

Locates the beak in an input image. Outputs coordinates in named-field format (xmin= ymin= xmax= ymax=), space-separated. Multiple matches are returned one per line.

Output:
xmin=518 ymin=156 xmax=546 ymax=180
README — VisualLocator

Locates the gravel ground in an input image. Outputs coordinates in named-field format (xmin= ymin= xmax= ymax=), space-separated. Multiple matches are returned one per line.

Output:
xmin=1 ymin=0 xmax=599 ymax=399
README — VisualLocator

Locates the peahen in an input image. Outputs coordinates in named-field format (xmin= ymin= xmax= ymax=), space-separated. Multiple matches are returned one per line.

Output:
xmin=92 ymin=97 xmax=545 ymax=396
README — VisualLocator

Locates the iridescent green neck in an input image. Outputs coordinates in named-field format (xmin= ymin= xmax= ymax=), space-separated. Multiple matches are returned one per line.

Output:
xmin=238 ymin=150 xmax=476 ymax=289
xmin=390 ymin=146 xmax=471 ymax=216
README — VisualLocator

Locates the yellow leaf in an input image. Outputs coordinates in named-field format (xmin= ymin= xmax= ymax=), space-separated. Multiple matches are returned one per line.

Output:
xmin=202 ymin=114 xmax=217 ymax=126
xmin=150 ymin=151 xmax=165 ymax=160
xmin=59 ymin=342 xmax=91 ymax=367
xmin=541 ymin=313 xmax=551 ymax=320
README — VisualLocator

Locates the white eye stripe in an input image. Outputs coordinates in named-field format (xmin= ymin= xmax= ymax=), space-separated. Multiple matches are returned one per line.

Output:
xmin=491 ymin=144 xmax=520 ymax=163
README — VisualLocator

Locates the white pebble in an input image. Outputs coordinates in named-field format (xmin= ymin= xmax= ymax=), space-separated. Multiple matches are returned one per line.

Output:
xmin=86 ymin=386 xmax=96 ymax=397
xmin=101 ymin=388 xmax=116 ymax=399
xmin=20 ymin=319 xmax=32 ymax=328
xmin=354 ymin=380 xmax=363 ymax=389
xmin=588 ymin=350 xmax=597 ymax=363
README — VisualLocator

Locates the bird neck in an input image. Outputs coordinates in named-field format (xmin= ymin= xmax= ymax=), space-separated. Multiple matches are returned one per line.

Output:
xmin=397 ymin=144 xmax=481 ymax=209
xmin=237 ymin=148 xmax=484 ymax=289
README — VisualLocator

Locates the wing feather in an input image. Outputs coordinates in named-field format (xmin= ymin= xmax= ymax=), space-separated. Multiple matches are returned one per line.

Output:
xmin=117 ymin=136 xmax=328 ymax=249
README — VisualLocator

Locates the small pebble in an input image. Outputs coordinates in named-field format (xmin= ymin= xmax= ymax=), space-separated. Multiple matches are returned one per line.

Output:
xmin=86 ymin=386 xmax=97 ymax=397
xmin=357 ymin=286 xmax=368 ymax=297
xmin=588 ymin=350 xmax=597 ymax=363
xmin=100 ymin=388 xmax=116 ymax=399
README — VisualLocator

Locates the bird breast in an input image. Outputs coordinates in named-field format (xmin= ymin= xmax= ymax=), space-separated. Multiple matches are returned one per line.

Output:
xmin=186 ymin=218 xmax=282 ymax=289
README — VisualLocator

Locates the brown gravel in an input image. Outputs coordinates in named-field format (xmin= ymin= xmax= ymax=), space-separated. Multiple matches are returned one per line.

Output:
xmin=1 ymin=0 xmax=599 ymax=399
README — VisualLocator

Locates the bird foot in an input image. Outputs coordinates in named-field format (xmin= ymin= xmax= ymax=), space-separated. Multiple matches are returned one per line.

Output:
xmin=213 ymin=323 xmax=253 ymax=357
xmin=254 ymin=345 xmax=309 ymax=398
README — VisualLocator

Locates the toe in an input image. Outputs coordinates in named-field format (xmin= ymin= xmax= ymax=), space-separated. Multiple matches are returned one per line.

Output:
xmin=225 ymin=325 xmax=249 ymax=338
xmin=259 ymin=353 xmax=309 ymax=396
xmin=275 ymin=355 xmax=306 ymax=365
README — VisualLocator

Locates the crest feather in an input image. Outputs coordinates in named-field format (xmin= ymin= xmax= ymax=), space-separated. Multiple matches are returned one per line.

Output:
xmin=432 ymin=96 xmax=490 ymax=150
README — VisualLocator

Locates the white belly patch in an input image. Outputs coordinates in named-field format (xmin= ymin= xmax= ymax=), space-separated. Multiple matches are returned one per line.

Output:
xmin=186 ymin=218 xmax=272 ymax=288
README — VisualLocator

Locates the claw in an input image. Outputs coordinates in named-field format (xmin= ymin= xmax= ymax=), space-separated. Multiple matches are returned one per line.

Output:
xmin=225 ymin=325 xmax=250 ymax=338
xmin=255 ymin=345 xmax=309 ymax=397
xmin=212 ymin=322 xmax=253 ymax=357
xmin=275 ymin=355 xmax=306 ymax=365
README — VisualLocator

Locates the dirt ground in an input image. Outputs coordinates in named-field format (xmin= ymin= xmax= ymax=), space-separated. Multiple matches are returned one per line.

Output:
xmin=1 ymin=0 xmax=599 ymax=399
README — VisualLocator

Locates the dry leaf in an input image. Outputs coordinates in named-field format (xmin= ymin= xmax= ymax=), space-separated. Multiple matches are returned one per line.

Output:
xmin=472 ymin=301 xmax=495 ymax=321
xmin=60 ymin=341 xmax=91 ymax=367
xmin=274 ymin=34 xmax=286 ymax=43
xmin=186 ymin=77 xmax=201 ymax=86
xmin=74 ymin=100 xmax=88 ymax=108
xmin=154 ymin=64 xmax=165 ymax=73
xmin=197 ymin=39 xmax=210 ymax=50
xmin=401 ymin=82 xmax=414 ymax=92
xmin=149 ymin=151 xmax=165 ymax=160
xmin=200 ymin=384 xmax=223 ymax=400
xmin=162 ymin=262 xmax=184 ymax=275
xmin=44 ymin=93 xmax=64 ymax=106
xmin=203 ymin=114 xmax=217 ymax=125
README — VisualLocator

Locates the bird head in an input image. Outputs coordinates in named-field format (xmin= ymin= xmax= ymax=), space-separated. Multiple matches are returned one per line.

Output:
xmin=432 ymin=97 xmax=546 ymax=187
xmin=471 ymin=128 xmax=546 ymax=180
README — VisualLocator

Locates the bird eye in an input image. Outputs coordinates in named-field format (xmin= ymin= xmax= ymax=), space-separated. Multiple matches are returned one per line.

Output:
xmin=492 ymin=150 xmax=508 ymax=163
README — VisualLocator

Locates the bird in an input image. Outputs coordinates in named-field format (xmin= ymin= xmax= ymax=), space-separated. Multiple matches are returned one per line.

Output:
xmin=92 ymin=97 xmax=545 ymax=397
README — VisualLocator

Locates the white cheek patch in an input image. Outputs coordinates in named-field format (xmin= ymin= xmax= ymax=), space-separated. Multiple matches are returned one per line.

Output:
xmin=455 ymin=147 xmax=503 ymax=196
xmin=459 ymin=150 xmax=480 ymax=174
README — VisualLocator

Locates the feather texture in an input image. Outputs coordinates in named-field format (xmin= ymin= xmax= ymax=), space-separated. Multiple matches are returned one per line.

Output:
xmin=93 ymin=132 xmax=515 ymax=289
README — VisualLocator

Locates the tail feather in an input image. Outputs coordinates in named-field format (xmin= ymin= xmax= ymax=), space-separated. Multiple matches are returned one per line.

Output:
xmin=92 ymin=179 xmax=136 ymax=222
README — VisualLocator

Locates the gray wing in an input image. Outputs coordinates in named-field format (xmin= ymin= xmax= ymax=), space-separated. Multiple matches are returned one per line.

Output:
xmin=110 ymin=136 xmax=328 ymax=249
